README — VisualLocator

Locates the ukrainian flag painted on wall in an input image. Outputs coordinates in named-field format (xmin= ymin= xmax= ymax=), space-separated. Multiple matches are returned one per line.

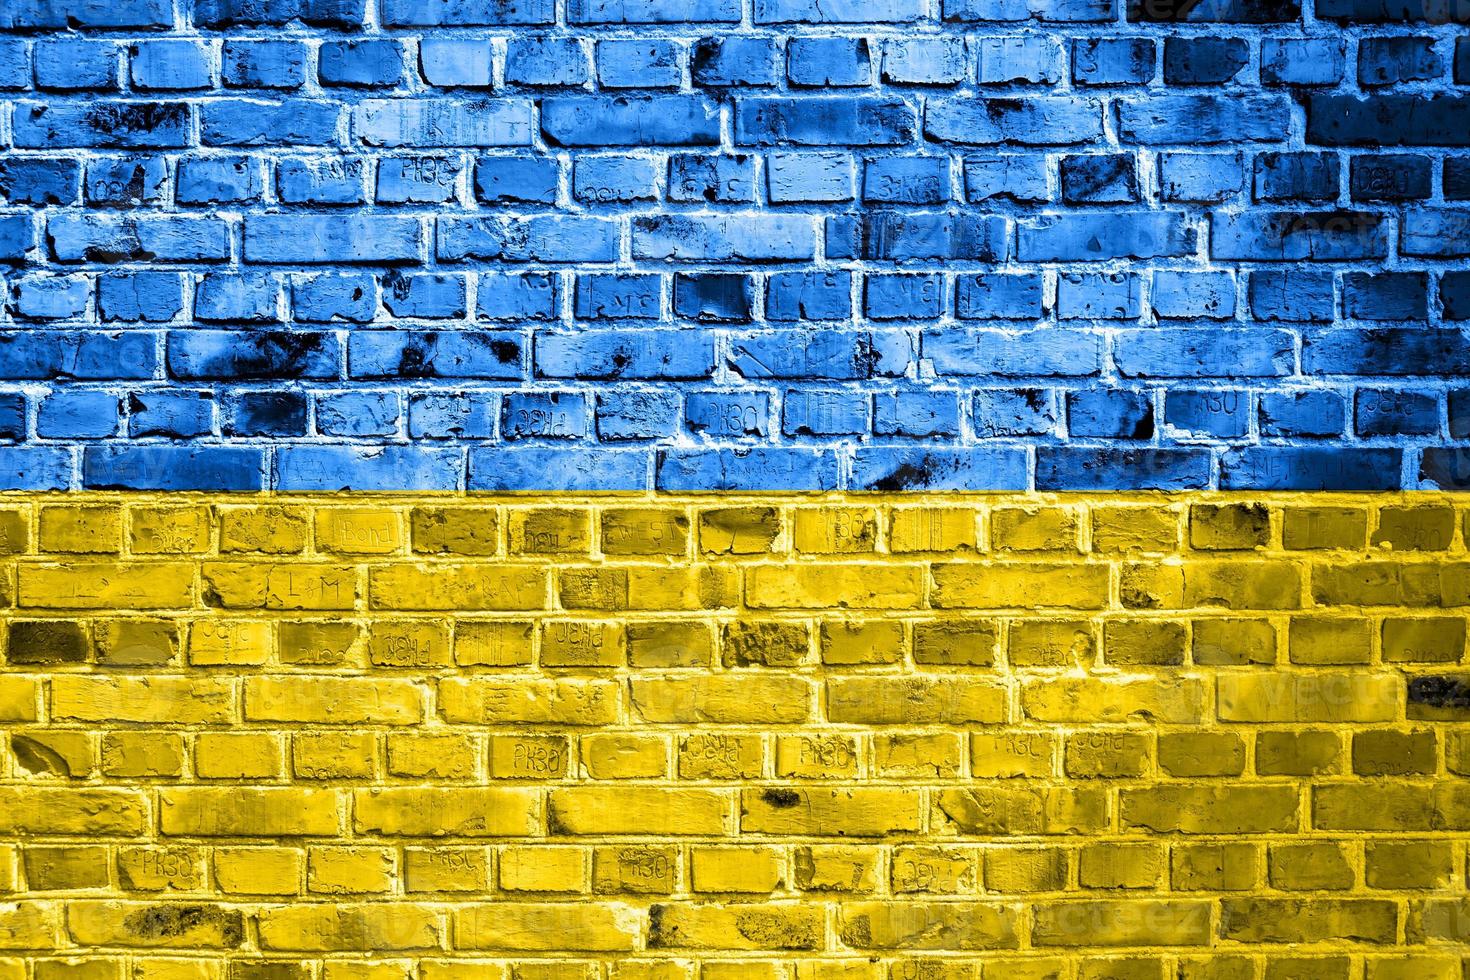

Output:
xmin=2 ymin=0 xmax=1469 ymax=976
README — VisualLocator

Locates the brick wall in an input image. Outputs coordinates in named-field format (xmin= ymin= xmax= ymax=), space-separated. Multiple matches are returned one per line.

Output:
xmin=0 ymin=0 xmax=1468 ymax=490
xmin=2 ymin=494 xmax=1469 ymax=977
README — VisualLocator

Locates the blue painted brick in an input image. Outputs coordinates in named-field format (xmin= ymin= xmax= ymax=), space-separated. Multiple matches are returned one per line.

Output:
xmin=98 ymin=273 xmax=184 ymax=322
xmin=1259 ymin=391 xmax=1347 ymax=439
xmin=131 ymin=41 xmax=212 ymax=91
xmin=596 ymin=389 xmax=682 ymax=441
xmin=128 ymin=390 xmax=214 ymax=438
xmin=1355 ymin=389 xmax=1438 ymax=437
xmin=478 ymin=274 xmax=558 ymax=321
xmin=319 ymin=41 xmax=405 ymax=88
xmin=408 ymin=393 xmax=498 ymax=440
xmin=1165 ymin=390 xmax=1250 ymax=439
xmin=1067 ymin=389 xmax=1154 ymax=440
xmin=472 ymin=448 xmax=647 ymax=491
xmin=83 ymin=445 xmax=264 ymax=491
xmin=597 ymin=41 xmax=681 ymax=89
xmin=224 ymin=391 xmax=308 ymax=437
xmin=781 ymin=390 xmax=869 ymax=436
xmin=686 ymin=390 xmax=771 ymax=438
xmin=973 ymin=389 xmax=1057 ymax=438
xmin=656 ymin=448 xmax=837 ymax=491
xmin=38 ymin=390 xmax=120 ymax=439
xmin=317 ymin=392 xmax=400 ymax=437
xmin=0 ymin=159 xmax=81 ymax=206
xmin=874 ymin=390 xmax=960 ymax=438
xmin=2 ymin=4 xmax=1468 ymax=491
xmin=223 ymin=41 xmax=307 ymax=89
xmin=503 ymin=391 xmax=590 ymax=439
xmin=275 ymin=445 xmax=460 ymax=491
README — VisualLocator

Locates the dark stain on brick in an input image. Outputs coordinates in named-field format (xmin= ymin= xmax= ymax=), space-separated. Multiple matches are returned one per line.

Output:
xmin=761 ymin=788 xmax=802 ymax=808
xmin=6 ymin=620 xmax=88 ymax=665
xmin=867 ymin=461 xmax=934 ymax=492
xmin=123 ymin=905 xmax=245 ymax=947
xmin=1408 ymin=675 xmax=1470 ymax=710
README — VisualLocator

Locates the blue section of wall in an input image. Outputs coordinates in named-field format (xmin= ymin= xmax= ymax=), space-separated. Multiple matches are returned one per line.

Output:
xmin=0 ymin=0 xmax=1468 ymax=490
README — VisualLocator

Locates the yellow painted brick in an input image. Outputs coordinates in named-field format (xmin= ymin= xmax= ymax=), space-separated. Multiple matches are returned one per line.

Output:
xmin=699 ymin=506 xmax=782 ymax=555
xmin=1188 ymin=503 xmax=1270 ymax=551
xmin=740 ymin=787 xmax=921 ymax=837
xmin=33 ymin=960 xmax=121 ymax=980
xmin=94 ymin=619 xmax=180 ymax=666
xmin=835 ymin=901 xmax=1015 ymax=950
xmin=549 ymin=787 xmax=729 ymax=836
xmin=593 ymin=845 xmax=679 ymax=895
xmin=52 ymin=675 xmax=235 ymax=724
xmin=984 ymin=847 xmax=1068 ymax=893
xmin=509 ymin=508 xmax=591 ymax=555
xmin=1065 ymin=730 xmax=1152 ymax=778
xmin=68 ymin=900 xmax=244 ymax=947
xmin=1373 ymin=505 xmax=1457 ymax=550
xmin=678 ymin=732 xmax=763 ymax=779
xmin=353 ymin=788 xmax=538 ymax=837
xmin=891 ymin=845 xmax=976 ymax=894
xmin=1283 ymin=505 xmax=1368 ymax=550
xmin=245 ymin=676 xmax=423 ymax=725
xmin=874 ymin=732 xmax=963 ymax=779
xmin=411 ymin=506 xmax=500 ymax=556
xmin=39 ymin=505 xmax=121 ymax=554
xmin=420 ymin=960 xmax=509 ymax=980
xmin=1103 ymin=618 xmax=1187 ymax=666
xmin=404 ymin=846 xmax=491 ymax=893
xmin=1022 ymin=676 xmax=1207 ymax=724
xmin=10 ymin=731 xmax=95 ymax=779
xmin=322 ymin=963 xmax=412 ymax=980
xmin=100 ymin=732 xmax=184 ymax=778
xmin=0 ymin=677 xmax=38 ymax=722
xmin=454 ymin=619 xmax=536 ymax=667
xmin=792 ymin=845 xmax=877 ymax=893
xmin=201 ymin=562 xmax=355 ymax=610
xmin=747 ymin=563 xmax=922 ymax=609
xmin=189 ymin=619 xmax=272 ymax=666
xmin=723 ymin=620 xmax=809 ymax=667
xmin=935 ymin=786 xmax=1107 ymax=835
xmin=609 ymin=963 xmax=692 ymax=980
xmin=1158 ymin=731 xmax=1246 ymax=777
xmin=315 ymin=508 xmax=404 ymax=555
xmin=630 ymin=675 xmax=812 ymax=724
xmin=367 ymin=619 xmax=452 ymax=668
xmin=0 ymin=508 xmax=30 ymax=554
xmin=932 ymin=562 xmax=1110 ymax=609
xmin=600 ymin=508 xmax=689 ymax=556
xmin=1120 ymin=785 xmax=1299 ymax=834
xmin=293 ymin=732 xmax=377 ymax=780
xmin=455 ymin=903 xmax=637 ymax=952
xmin=1091 ymin=505 xmax=1181 ymax=553
xmin=1079 ymin=842 xmax=1165 ymax=889
xmin=819 ymin=619 xmax=903 ymax=665
xmin=499 ymin=846 xmax=586 ymax=892
xmin=830 ymin=675 xmax=1007 ymax=725
xmin=278 ymin=619 xmax=363 ymax=666
xmin=25 ymin=844 xmax=110 ymax=889
xmin=889 ymin=506 xmax=978 ymax=553
xmin=793 ymin=507 xmax=878 ymax=553
xmin=128 ymin=505 xmax=211 ymax=554
xmin=1288 ymin=616 xmax=1374 ymax=665
xmin=1191 ymin=617 xmax=1277 ymax=665
xmin=490 ymin=734 xmax=570 ymax=779
xmin=257 ymin=904 xmax=441 ymax=951
xmin=559 ymin=565 xmax=736 ymax=612
xmin=542 ymin=620 xmax=624 ymax=667
xmin=691 ymin=846 xmax=783 ymax=893
xmin=1218 ymin=673 xmax=1400 ymax=723
xmin=1256 ymin=730 xmax=1342 ymax=776
xmin=20 ymin=562 xmax=194 ymax=609
xmin=116 ymin=846 xmax=206 ymax=892
xmin=776 ymin=733 xmax=860 ymax=779
xmin=369 ymin=564 xmax=546 ymax=611
xmin=1007 ymin=619 xmax=1095 ymax=668
xmin=388 ymin=733 xmax=480 ymax=780
xmin=1171 ymin=842 xmax=1258 ymax=892
xmin=194 ymin=732 xmax=283 ymax=780
xmin=972 ymin=731 xmax=1054 ymax=778
xmin=1365 ymin=840 xmax=1455 ymax=890
xmin=1032 ymin=899 xmax=1210 ymax=947
xmin=160 ymin=788 xmax=341 ymax=837
xmin=581 ymin=733 xmax=667 ymax=780
xmin=1268 ymin=841 xmax=1354 ymax=891
xmin=212 ymin=847 xmax=303 ymax=895
xmin=218 ymin=505 xmax=308 ymax=554
xmin=913 ymin=619 xmax=999 ymax=666
xmin=1381 ymin=616 xmax=1465 ymax=663
xmin=442 ymin=678 xmax=618 ymax=726
xmin=992 ymin=506 xmax=1080 ymax=552
xmin=648 ymin=902 xmax=822 ymax=950
xmin=627 ymin=620 xmax=712 ymax=668
xmin=131 ymin=960 xmax=219 ymax=980
xmin=307 ymin=846 xmax=396 ymax=894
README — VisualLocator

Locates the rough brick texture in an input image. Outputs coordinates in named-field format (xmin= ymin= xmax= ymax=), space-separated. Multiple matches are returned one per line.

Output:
xmin=1 ymin=2 xmax=1469 ymax=489
xmin=1 ymin=493 xmax=1469 ymax=975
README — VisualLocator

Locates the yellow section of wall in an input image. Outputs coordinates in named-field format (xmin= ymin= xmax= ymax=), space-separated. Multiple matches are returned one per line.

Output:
xmin=0 ymin=493 xmax=1469 ymax=979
